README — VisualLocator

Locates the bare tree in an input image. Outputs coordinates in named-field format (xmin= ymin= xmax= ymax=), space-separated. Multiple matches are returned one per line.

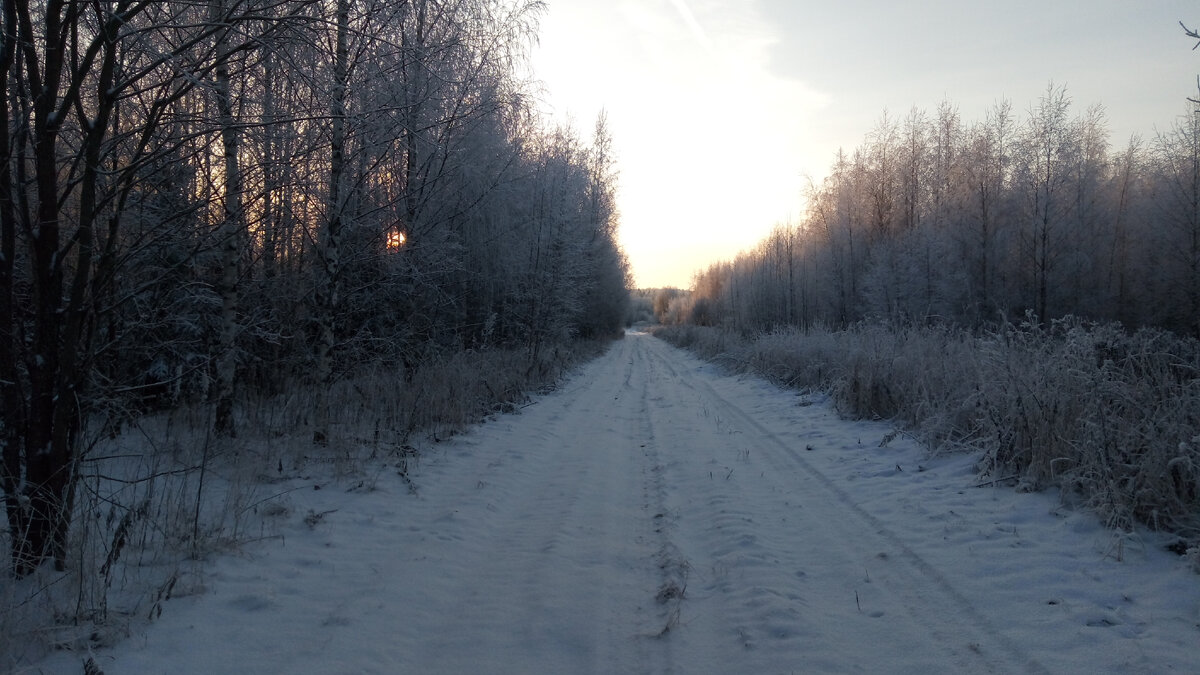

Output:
xmin=958 ymin=100 xmax=1014 ymax=321
xmin=312 ymin=0 xmax=351 ymax=445
xmin=0 ymin=0 xmax=307 ymax=575
xmin=1152 ymin=108 xmax=1200 ymax=334
xmin=209 ymin=0 xmax=248 ymax=437
xmin=0 ymin=0 xmax=632 ymax=578
xmin=1014 ymin=83 xmax=1079 ymax=321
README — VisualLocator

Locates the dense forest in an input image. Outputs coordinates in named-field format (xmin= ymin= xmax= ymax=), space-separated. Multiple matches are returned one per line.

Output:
xmin=666 ymin=85 xmax=1199 ymax=334
xmin=0 ymin=0 xmax=629 ymax=580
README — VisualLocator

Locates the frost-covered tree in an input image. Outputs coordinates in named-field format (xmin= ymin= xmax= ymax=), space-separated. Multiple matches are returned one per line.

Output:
xmin=0 ymin=0 xmax=274 ymax=575
xmin=1152 ymin=107 xmax=1200 ymax=334
xmin=1013 ymin=84 xmax=1079 ymax=321
xmin=679 ymin=84 xmax=1195 ymax=335
xmin=0 ymin=0 xmax=631 ymax=577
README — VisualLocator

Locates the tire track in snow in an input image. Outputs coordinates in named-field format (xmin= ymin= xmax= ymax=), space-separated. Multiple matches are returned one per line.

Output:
xmin=82 ymin=333 xmax=1198 ymax=674
xmin=629 ymin=335 xmax=689 ymax=650
xmin=639 ymin=336 xmax=850 ymax=672
xmin=638 ymin=335 xmax=1049 ymax=673
xmin=390 ymin=336 xmax=667 ymax=674
xmin=636 ymin=335 xmax=833 ymax=670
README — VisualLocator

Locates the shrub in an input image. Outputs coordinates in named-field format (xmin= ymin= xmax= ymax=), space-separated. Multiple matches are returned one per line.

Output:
xmin=1 ymin=338 xmax=609 ymax=669
xmin=655 ymin=319 xmax=1200 ymax=540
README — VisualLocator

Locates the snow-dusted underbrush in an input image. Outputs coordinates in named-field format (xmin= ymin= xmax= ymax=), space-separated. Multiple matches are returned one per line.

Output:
xmin=653 ymin=320 xmax=1200 ymax=543
xmin=0 ymin=419 xmax=259 ymax=667
xmin=0 ymin=342 xmax=602 ymax=669
xmin=652 ymin=321 xmax=752 ymax=368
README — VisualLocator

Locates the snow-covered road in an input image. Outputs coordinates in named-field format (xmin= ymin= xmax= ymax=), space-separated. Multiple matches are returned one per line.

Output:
xmin=63 ymin=331 xmax=1200 ymax=673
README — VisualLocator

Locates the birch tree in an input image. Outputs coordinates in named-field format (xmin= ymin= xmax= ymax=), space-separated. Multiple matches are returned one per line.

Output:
xmin=1 ymin=1 xmax=193 ymax=574
xmin=1015 ymin=84 xmax=1078 ymax=320
xmin=0 ymin=0 xmax=306 ymax=575
xmin=312 ymin=0 xmax=351 ymax=444
xmin=959 ymin=100 xmax=1014 ymax=321
xmin=0 ymin=0 xmax=166 ymax=575
xmin=210 ymin=0 xmax=248 ymax=437
xmin=0 ymin=0 xmax=633 ymax=576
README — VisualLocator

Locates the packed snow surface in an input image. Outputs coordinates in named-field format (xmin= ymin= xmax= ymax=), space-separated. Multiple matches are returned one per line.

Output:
xmin=40 ymin=331 xmax=1200 ymax=673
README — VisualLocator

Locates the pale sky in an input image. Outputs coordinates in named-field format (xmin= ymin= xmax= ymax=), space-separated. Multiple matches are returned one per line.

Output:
xmin=529 ymin=0 xmax=1200 ymax=289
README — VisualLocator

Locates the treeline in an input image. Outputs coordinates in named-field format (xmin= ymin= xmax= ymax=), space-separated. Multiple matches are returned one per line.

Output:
xmin=0 ymin=1 xmax=628 ymax=576
xmin=652 ymin=84 xmax=1200 ymax=543
xmin=669 ymin=84 xmax=1199 ymax=334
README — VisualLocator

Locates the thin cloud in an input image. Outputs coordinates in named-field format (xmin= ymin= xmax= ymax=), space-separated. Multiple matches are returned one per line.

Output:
xmin=667 ymin=0 xmax=712 ymax=50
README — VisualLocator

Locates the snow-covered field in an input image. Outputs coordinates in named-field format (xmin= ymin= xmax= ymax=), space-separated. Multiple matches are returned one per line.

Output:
xmin=35 ymin=331 xmax=1200 ymax=673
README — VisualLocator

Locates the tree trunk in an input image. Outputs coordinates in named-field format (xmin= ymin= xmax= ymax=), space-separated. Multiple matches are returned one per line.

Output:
xmin=4 ymin=0 xmax=125 ymax=574
xmin=0 ymin=0 xmax=24 ymax=571
xmin=211 ymin=0 xmax=245 ymax=437
xmin=313 ymin=0 xmax=351 ymax=444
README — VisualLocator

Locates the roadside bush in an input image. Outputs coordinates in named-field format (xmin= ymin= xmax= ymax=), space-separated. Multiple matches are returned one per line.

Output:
xmin=654 ymin=319 xmax=1200 ymax=540
xmin=974 ymin=319 xmax=1200 ymax=534
xmin=0 ymin=340 xmax=607 ymax=670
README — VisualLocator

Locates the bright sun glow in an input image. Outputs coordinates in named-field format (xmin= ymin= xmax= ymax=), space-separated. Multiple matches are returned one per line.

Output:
xmin=532 ymin=0 xmax=1196 ymax=289
xmin=530 ymin=0 xmax=825 ymax=289
xmin=387 ymin=230 xmax=407 ymax=251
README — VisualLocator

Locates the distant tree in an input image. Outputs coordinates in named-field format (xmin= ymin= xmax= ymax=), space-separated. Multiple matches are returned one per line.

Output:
xmin=1013 ymin=84 xmax=1079 ymax=320
xmin=1104 ymin=137 xmax=1146 ymax=325
xmin=928 ymin=100 xmax=963 ymax=228
xmin=898 ymin=107 xmax=930 ymax=232
xmin=806 ymin=149 xmax=864 ymax=325
xmin=1151 ymin=107 xmax=1200 ymax=334
xmin=865 ymin=113 xmax=899 ymax=239
xmin=958 ymin=100 xmax=1015 ymax=321
xmin=653 ymin=288 xmax=683 ymax=322
xmin=573 ymin=113 xmax=631 ymax=338
xmin=1063 ymin=104 xmax=1110 ymax=317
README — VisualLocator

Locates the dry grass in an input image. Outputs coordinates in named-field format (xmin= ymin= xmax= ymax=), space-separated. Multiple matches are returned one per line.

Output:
xmin=654 ymin=319 xmax=1200 ymax=544
xmin=1 ymin=340 xmax=607 ymax=670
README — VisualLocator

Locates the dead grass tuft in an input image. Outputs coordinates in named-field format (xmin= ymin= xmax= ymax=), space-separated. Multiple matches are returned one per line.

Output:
xmin=654 ymin=319 xmax=1200 ymax=543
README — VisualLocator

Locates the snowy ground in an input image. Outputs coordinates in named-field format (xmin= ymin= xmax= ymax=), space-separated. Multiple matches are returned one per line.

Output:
xmin=34 ymin=330 xmax=1200 ymax=673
